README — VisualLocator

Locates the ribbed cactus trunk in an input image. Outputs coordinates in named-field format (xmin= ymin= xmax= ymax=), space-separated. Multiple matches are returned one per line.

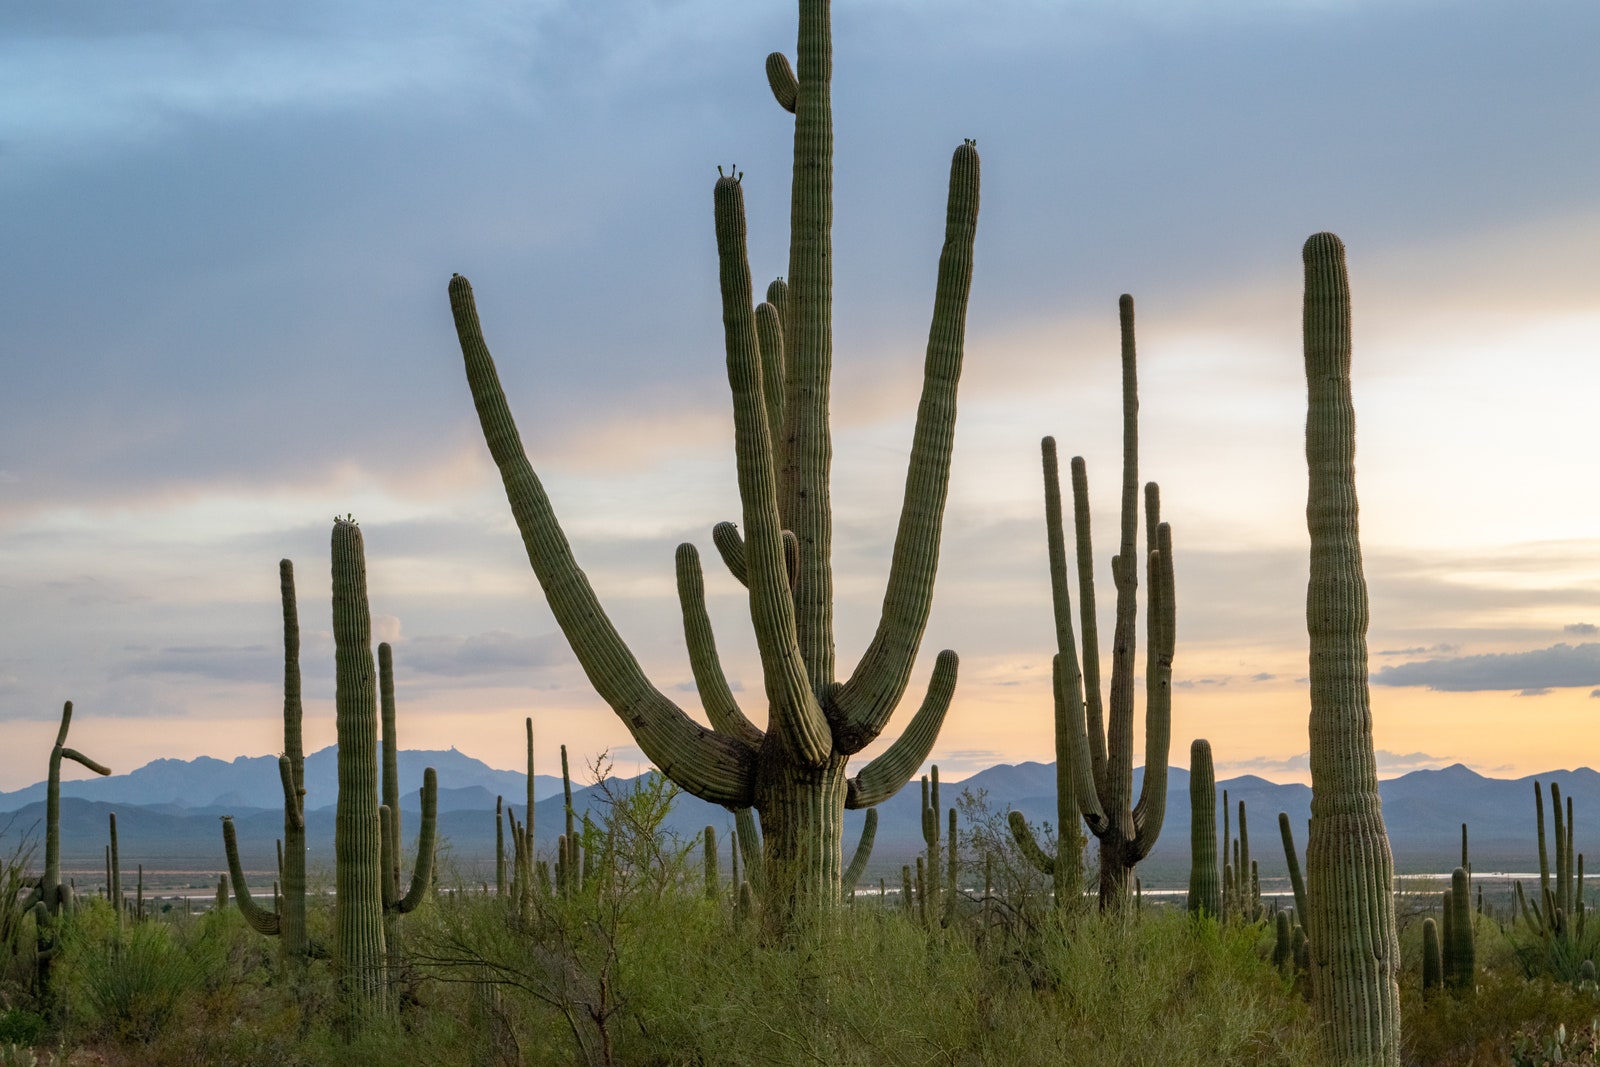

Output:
xmin=449 ymin=0 xmax=979 ymax=929
xmin=278 ymin=560 xmax=308 ymax=961
xmin=1300 ymin=232 xmax=1401 ymax=1065
xmin=1188 ymin=739 xmax=1220 ymax=919
xmin=331 ymin=518 xmax=386 ymax=1019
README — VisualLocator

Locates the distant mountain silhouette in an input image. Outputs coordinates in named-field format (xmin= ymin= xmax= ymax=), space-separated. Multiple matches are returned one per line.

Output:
xmin=3 ymin=750 xmax=1592 ymax=890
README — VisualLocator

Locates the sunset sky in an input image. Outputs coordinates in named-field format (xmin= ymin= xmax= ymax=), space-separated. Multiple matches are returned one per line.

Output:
xmin=3 ymin=0 xmax=1599 ymax=794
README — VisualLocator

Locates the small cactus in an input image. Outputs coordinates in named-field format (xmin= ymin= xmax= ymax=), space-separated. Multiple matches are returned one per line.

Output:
xmin=1187 ymin=739 xmax=1221 ymax=919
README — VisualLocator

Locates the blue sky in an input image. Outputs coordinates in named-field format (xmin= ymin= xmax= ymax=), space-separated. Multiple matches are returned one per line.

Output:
xmin=3 ymin=0 xmax=1599 ymax=791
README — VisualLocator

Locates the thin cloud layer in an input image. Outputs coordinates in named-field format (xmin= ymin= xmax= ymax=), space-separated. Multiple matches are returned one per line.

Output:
xmin=1372 ymin=643 xmax=1600 ymax=693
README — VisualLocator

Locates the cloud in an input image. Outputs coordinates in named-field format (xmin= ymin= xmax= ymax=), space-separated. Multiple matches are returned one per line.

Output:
xmin=1217 ymin=748 xmax=1457 ymax=777
xmin=398 ymin=631 xmax=574 ymax=678
xmin=1518 ymin=688 xmax=1553 ymax=697
xmin=1371 ymin=642 xmax=1600 ymax=692
xmin=1566 ymin=623 xmax=1599 ymax=636
xmin=1249 ymin=672 xmax=1275 ymax=682
xmin=117 ymin=643 xmax=280 ymax=683
xmin=1376 ymin=644 xmax=1458 ymax=657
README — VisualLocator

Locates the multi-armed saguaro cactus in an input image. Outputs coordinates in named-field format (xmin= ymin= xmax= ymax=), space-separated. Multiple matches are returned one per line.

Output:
xmin=223 ymin=559 xmax=310 ymax=964
xmin=1187 ymin=739 xmax=1221 ymax=919
xmin=24 ymin=701 xmax=110 ymax=995
xmin=448 ymin=0 xmax=979 ymax=923
xmin=1017 ymin=299 xmax=1176 ymax=911
xmin=1515 ymin=780 xmax=1587 ymax=947
xmin=1300 ymin=232 xmax=1401 ymax=1065
xmin=377 ymin=644 xmax=438 ymax=959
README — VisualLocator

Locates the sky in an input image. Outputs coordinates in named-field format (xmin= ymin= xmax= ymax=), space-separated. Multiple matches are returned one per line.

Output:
xmin=3 ymin=0 xmax=1599 ymax=794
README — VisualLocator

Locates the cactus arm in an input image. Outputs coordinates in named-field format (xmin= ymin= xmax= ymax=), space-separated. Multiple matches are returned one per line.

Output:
xmin=276 ymin=559 xmax=308 ymax=960
xmin=829 ymin=141 xmax=981 ymax=752
xmin=781 ymin=0 xmax=838 ymax=691
xmin=756 ymin=301 xmax=786 ymax=447
xmin=735 ymin=807 xmax=764 ymax=892
xmin=379 ymin=642 xmax=401 ymax=894
xmin=842 ymin=808 xmax=877 ymax=893
xmin=1300 ymin=232 xmax=1401 ymax=1064
xmin=712 ymin=521 xmax=749 ymax=587
xmin=450 ymin=275 xmax=757 ymax=806
xmin=1130 ymin=518 xmax=1175 ymax=857
xmin=674 ymin=543 xmax=764 ymax=748
xmin=60 ymin=749 xmax=111 ymax=777
xmin=1007 ymin=811 xmax=1056 ymax=875
xmin=222 ymin=817 xmax=282 ymax=936
xmin=717 ymin=171 xmax=830 ymax=769
xmin=379 ymin=803 xmax=397 ymax=909
xmin=765 ymin=51 xmax=798 ymax=113
xmin=843 ymin=649 xmax=957 ymax=808
xmin=1053 ymin=652 xmax=1108 ymax=834
xmin=395 ymin=768 xmax=437 ymax=914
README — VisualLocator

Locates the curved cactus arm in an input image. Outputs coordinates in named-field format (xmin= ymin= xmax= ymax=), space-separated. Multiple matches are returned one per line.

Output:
xmin=1131 ymin=518 xmax=1175 ymax=858
xmin=1535 ymin=781 xmax=1553 ymax=921
xmin=829 ymin=142 xmax=981 ymax=753
xmin=60 ymin=749 xmax=111 ymax=777
xmin=1007 ymin=811 xmax=1056 ymax=876
xmin=1067 ymin=457 xmax=1109 ymax=794
xmin=765 ymin=51 xmax=798 ymax=113
xmin=221 ymin=817 xmax=282 ymax=936
xmin=277 ymin=757 xmax=305 ymax=831
xmin=379 ymin=642 xmax=402 ymax=891
xmin=1279 ymin=811 xmax=1308 ymax=924
xmin=1054 ymin=653 xmax=1108 ymax=834
xmin=735 ymin=807 xmax=763 ymax=892
xmin=674 ymin=543 xmax=764 ymax=748
xmin=395 ymin=768 xmax=438 ymax=914
xmin=713 ymin=521 xmax=748 ymax=587
xmin=450 ymin=274 xmax=758 ymax=807
xmin=716 ymin=172 xmax=830 ymax=769
xmin=844 ymin=649 xmax=957 ymax=808
xmin=1515 ymin=880 xmax=1546 ymax=935
xmin=842 ymin=808 xmax=878 ymax=893
xmin=756 ymin=301 xmax=786 ymax=448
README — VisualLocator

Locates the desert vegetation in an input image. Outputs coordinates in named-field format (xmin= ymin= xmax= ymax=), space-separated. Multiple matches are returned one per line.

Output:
xmin=6 ymin=1 xmax=1595 ymax=1064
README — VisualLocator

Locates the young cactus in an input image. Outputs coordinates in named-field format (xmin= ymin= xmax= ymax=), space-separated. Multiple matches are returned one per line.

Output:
xmin=1025 ymin=298 xmax=1177 ymax=911
xmin=1187 ymin=739 xmax=1221 ymax=919
xmin=376 ymin=644 xmax=439 ymax=926
xmin=1300 ymin=233 xmax=1401 ymax=1065
xmin=449 ymin=0 xmax=981 ymax=922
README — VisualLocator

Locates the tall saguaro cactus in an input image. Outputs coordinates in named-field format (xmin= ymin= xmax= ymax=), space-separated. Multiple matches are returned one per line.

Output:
xmin=1023 ymin=298 xmax=1176 ymax=911
xmin=222 ymin=559 xmax=309 ymax=963
xmin=1300 ymin=232 xmax=1401 ymax=1065
xmin=332 ymin=517 xmax=386 ymax=1017
xmin=1187 ymin=739 xmax=1220 ymax=919
xmin=448 ymin=0 xmax=980 ymax=921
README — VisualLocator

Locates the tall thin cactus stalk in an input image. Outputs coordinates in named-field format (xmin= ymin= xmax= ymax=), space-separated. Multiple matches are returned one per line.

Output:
xmin=1187 ymin=739 xmax=1220 ymax=919
xmin=1024 ymin=297 xmax=1176 ymax=912
xmin=332 ymin=517 xmax=387 ymax=1018
xmin=448 ymin=0 xmax=980 ymax=925
xmin=1300 ymin=232 xmax=1401 ymax=1065
xmin=222 ymin=559 xmax=309 ymax=964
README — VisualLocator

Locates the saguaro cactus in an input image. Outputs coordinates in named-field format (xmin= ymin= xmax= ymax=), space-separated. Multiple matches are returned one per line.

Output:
xmin=448 ymin=0 xmax=979 ymax=922
xmin=332 ymin=517 xmax=386 ymax=1016
xmin=1187 ymin=739 xmax=1221 ymax=919
xmin=376 ymin=644 xmax=438 ymax=970
xmin=222 ymin=560 xmax=309 ymax=963
xmin=1300 ymin=232 xmax=1401 ymax=1065
xmin=25 ymin=702 xmax=110 ymax=996
xmin=1023 ymin=298 xmax=1177 ymax=911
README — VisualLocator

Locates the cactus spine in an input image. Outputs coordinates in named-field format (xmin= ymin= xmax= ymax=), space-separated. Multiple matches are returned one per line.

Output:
xmin=1023 ymin=298 xmax=1175 ymax=912
xmin=1187 ymin=739 xmax=1221 ymax=919
xmin=1300 ymin=232 xmax=1401 ymax=1065
xmin=331 ymin=517 xmax=386 ymax=1016
xmin=222 ymin=559 xmax=309 ymax=962
xmin=449 ymin=0 xmax=980 ymax=922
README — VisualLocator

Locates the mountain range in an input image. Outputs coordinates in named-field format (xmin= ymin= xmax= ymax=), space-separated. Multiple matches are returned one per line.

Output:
xmin=2 ymin=748 xmax=1590 ymax=891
